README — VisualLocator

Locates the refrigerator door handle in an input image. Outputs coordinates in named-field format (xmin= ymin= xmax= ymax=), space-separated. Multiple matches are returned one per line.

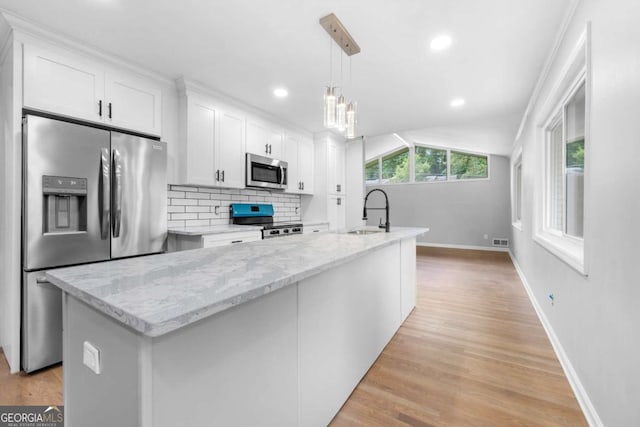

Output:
xmin=99 ymin=147 xmax=111 ymax=240
xmin=112 ymin=148 xmax=123 ymax=238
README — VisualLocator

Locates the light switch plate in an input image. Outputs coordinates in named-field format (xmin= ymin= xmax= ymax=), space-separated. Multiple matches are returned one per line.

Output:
xmin=83 ymin=341 xmax=101 ymax=374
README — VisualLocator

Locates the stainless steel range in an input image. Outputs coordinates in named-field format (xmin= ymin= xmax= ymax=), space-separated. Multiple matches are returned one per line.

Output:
xmin=230 ymin=203 xmax=303 ymax=239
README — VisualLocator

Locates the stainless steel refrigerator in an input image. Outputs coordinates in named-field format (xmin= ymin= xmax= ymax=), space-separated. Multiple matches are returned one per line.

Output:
xmin=22 ymin=115 xmax=167 ymax=372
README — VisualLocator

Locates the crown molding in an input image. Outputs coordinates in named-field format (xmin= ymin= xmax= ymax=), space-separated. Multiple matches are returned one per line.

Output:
xmin=513 ymin=0 xmax=582 ymax=145
xmin=0 ymin=9 xmax=174 ymax=87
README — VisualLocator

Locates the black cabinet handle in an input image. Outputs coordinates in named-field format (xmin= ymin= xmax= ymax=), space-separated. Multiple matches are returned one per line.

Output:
xmin=98 ymin=100 xmax=103 ymax=117
xmin=215 ymin=170 xmax=220 ymax=181
xmin=108 ymin=102 xmax=112 ymax=119
xmin=231 ymin=240 xmax=243 ymax=244
xmin=268 ymin=144 xmax=272 ymax=154
xmin=265 ymin=143 xmax=269 ymax=154
xmin=336 ymin=184 xmax=341 ymax=192
xmin=337 ymin=197 xmax=341 ymax=206
xmin=302 ymin=182 xmax=305 ymax=190
xmin=221 ymin=170 xmax=225 ymax=182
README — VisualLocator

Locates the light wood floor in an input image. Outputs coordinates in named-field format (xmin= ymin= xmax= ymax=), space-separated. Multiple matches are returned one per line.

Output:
xmin=331 ymin=247 xmax=587 ymax=426
xmin=0 ymin=247 xmax=586 ymax=426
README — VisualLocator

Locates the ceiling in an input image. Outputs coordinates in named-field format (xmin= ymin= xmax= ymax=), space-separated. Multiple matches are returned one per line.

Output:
xmin=0 ymin=0 xmax=571 ymax=155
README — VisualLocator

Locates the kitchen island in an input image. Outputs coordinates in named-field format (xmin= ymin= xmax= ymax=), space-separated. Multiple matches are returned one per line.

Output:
xmin=47 ymin=227 xmax=427 ymax=427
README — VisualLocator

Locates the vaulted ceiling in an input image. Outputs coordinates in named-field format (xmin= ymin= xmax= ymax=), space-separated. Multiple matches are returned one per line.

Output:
xmin=0 ymin=0 xmax=571 ymax=155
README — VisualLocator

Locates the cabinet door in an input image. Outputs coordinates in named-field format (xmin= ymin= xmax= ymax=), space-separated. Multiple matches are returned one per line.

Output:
xmin=186 ymin=98 xmax=216 ymax=185
xmin=327 ymin=196 xmax=346 ymax=231
xmin=283 ymin=135 xmax=300 ymax=194
xmin=23 ymin=44 xmax=104 ymax=123
xmin=327 ymin=140 xmax=345 ymax=195
xmin=217 ymin=109 xmax=246 ymax=189
xmin=246 ymin=121 xmax=283 ymax=159
xmin=267 ymin=129 xmax=283 ymax=159
xmin=246 ymin=121 xmax=271 ymax=157
xmin=105 ymin=71 xmax=162 ymax=136
xmin=298 ymin=138 xmax=314 ymax=194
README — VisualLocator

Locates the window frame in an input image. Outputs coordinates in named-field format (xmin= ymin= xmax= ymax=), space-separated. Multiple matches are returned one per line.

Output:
xmin=364 ymin=143 xmax=490 ymax=186
xmin=511 ymin=148 xmax=523 ymax=231
xmin=534 ymin=28 xmax=589 ymax=276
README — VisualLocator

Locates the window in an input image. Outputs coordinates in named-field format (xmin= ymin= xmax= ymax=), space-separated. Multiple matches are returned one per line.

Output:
xmin=534 ymin=29 xmax=588 ymax=276
xmin=365 ymin=160 xmax=379 ymax=185
xmin=512 ymin=152 xmax=523 ymax=229
xmin=450 ymin=151 xmax=488 ymax=180
xmin=381 ymin=148 xmax=409 ymax=183
xmin=415 ymin=146 xmax=447 ymax=182
xmin=365 ymin=145 xmax=489 ymax=185
xmin=545 ymin=81 xmax=585 ymax=238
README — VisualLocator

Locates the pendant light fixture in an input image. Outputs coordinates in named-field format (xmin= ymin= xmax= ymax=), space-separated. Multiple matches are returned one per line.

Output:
xmin=320 ymin=13 xmax=360 ymax=137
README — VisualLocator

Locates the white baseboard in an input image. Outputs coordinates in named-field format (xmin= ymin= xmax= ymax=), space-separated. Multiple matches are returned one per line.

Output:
xmin=417 ymin=242 xmax=509 ymax=252
xmin=508 ymin=252 xmax=603 ymax=427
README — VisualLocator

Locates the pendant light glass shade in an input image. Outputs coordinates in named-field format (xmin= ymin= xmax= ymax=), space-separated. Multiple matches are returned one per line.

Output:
xmin=336 ymin=94 xmax=346 ymax=131
xmin=323 ymin=86 xmax=337 ymax=128
xmin=346 ymin=102 xmax=356 ymax=138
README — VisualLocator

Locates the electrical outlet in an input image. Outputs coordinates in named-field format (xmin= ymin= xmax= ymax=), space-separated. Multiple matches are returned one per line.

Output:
xmin=83 ymin=341 xmax=101 ymax=374
xmin=548 ymin=293 xmax=555 ymax=306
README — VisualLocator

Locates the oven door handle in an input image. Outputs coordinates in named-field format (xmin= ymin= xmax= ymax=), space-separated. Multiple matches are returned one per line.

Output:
xmin=279 ymin=165 xmax=285 ymax=186
xmin=99 ymin=147 xmax=111 ymax=240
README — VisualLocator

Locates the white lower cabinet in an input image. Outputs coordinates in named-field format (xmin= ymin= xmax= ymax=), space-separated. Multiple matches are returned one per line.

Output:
xmin=303 ymin=224 xmax=330 ymax=234
xmin=327 ymin=195 xmax=346 ymax=231
xmin=168 ymin=230 xmax=262 ymax=251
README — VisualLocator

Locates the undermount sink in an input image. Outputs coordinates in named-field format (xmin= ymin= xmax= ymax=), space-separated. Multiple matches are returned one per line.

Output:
xmin=347 ymin=229 xmax=384 ymax=235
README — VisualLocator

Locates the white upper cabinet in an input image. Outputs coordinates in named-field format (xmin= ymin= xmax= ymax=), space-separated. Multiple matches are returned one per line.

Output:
xmin=23 ymin=43 xmax=162 ymax=136
xmin=185 ymin=96 xmax=216 ymax=186
xmin=298 ymin=138 xmax=314 ymax=194
xmin=180 ymin=91 xmax=245 ymax=189
xmin=104 ymin=71 xmax=162 ymax=136
xmin=216 ymin=109 xmax=245 ymax=189
xmin=327 ymin=139 xmax=345 ymax=195
xmin=284 ymin=134 xmax=314 ymax=195
xmin=246 ymin=121 xmax=283 ymax=159
xmin=23 ymin=44 xmax=104 ymax=123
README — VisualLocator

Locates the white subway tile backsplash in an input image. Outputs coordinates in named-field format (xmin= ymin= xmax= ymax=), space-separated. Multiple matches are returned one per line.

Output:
xmin=185 ymin=191 xmax=210 ymax=200
xmin=167 ymin=185 xmax=301 ymax=227
xmin=186 ymin=206 xmax=211 ymax=213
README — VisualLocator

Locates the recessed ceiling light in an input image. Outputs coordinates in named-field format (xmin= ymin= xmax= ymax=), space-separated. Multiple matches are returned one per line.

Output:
xmin=430 ymin=35 xmax=452 ymax=51
xmin=450 ymin=98 xmax=465 ymax=108
xmin=273 ymin=88 xmax=288 ymax=98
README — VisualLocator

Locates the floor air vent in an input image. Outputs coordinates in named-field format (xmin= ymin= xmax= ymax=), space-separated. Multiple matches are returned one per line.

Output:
xmin=492 ymin=238 xmax=509 ymax=248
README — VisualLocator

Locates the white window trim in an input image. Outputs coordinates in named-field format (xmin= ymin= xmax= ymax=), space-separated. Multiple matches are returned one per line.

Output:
xmin=511 ymin=147 xmax=523 ymax=231
xmin=534 ymin=27 xmax=589 ymax=276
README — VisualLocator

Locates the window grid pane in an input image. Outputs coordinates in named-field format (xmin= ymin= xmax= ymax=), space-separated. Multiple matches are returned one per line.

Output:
xmin=381 ymin=148 xmax=409 ymax=183
xmin=415 ymin=146 xmax=447 ymax=182
xmin=548 ymin=120 xmax=564 ymax=231
xmin=365 ymin=160 xmax=379 ymax=185
xmin=450 ymin=151 xmax=488 ymax=180
xmin=564 ymin=82 xmax=586 ymax=238
xmin=516 ymin=163 xmax=522 ymax=221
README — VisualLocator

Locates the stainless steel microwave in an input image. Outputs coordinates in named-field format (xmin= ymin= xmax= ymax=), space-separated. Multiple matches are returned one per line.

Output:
xmin=246 ymin=153 xmax=288 ymax=190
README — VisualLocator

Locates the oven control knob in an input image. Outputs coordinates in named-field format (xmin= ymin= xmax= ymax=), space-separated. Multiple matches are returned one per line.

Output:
xmin=270 ymin=230 xmax=279 ymax=235
xmin=283 ymin=229 xmax=289 ymax=233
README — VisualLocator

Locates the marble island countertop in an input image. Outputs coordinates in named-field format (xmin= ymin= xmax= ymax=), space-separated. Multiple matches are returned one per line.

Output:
xmin=46 ymin=227 xmax=428 ymax=337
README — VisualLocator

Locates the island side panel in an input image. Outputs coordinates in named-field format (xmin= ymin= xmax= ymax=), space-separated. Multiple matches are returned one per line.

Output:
xmin=150 ymin=284 xmax=298 ymax=427
xmin=63 ymin=294 xmax=143 ymax=427
xmin=400 ymin=237 xmax=417 ymax=320
xmin=298 ymin=242 xmax=402 ymax=426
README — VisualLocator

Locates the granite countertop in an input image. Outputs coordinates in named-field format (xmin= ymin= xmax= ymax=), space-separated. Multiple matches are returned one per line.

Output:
xmin=46 ymin=227 xmax=428 ymax=338
xmin=168 ymin=224 xmax=262 ymax=236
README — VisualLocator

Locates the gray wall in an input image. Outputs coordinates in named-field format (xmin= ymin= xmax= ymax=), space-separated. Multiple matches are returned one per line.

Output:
xmin=511 ymin=0 xmax=640 ymax=425
xmin=367 ymin=155 xmax=510 ymax=248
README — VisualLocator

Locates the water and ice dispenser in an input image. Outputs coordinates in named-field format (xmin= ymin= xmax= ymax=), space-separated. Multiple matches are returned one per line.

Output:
xmin=42 ymin=175 xmax=87 ymax=234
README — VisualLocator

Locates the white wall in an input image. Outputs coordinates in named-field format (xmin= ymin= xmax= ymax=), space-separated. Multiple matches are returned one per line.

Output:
xmin=366 ymin=155 xmax=511 ymax=248
xmin=511 ymin=0 xmax=640 ymax=425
